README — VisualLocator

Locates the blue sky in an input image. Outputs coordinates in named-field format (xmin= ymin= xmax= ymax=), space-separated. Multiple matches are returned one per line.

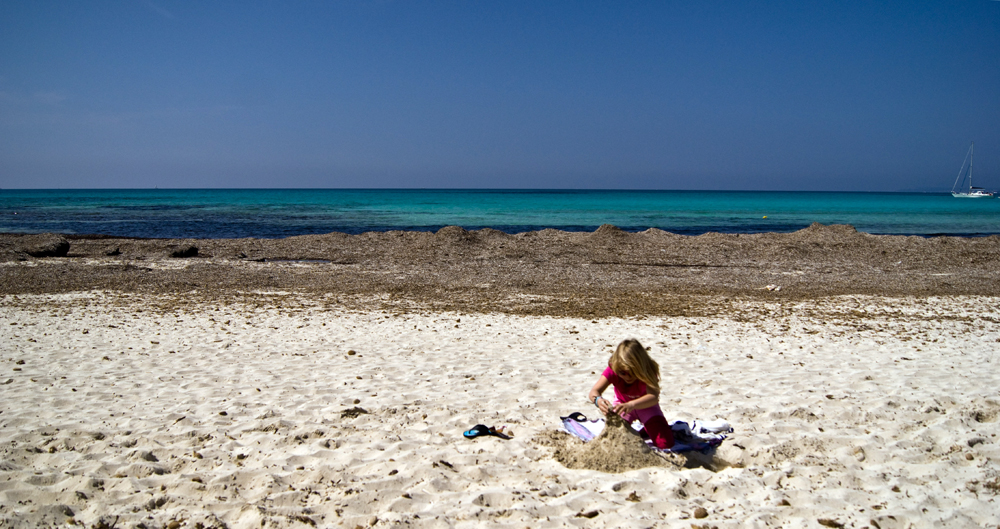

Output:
xmin=1 ymin=1 xmax=998 ymax=191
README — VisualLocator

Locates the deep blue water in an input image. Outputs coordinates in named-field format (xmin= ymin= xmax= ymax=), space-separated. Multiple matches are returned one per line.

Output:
xmin=1 ymin=189 xmax=998 ymax=239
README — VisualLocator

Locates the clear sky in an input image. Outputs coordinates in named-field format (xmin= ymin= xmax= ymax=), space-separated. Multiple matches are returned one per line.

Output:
xmin=2 ymin=1 xmax=998 ymax=191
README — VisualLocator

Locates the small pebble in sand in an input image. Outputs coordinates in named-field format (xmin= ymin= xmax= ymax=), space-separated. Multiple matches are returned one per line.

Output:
xmin=693 ymin=507 xmax=708 ymax=518
xmin=353 ymin=398 xmax=360 ymax=404
xmin=348 ymin=350 xmax=357 ymax=355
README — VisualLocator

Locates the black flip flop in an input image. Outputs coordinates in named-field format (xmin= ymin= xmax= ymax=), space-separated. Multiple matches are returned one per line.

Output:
xmin=489 ymin=426 xmax=512 ymax=440
xmin=463 ymin=424 xmax=491 ymax=439
xmin=559 ymin=412 xmax=588 ymax=422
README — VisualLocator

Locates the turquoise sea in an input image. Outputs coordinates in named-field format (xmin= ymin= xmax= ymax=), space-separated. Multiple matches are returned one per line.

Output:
xmin=1 ymin=189 xmax=998 ymax=239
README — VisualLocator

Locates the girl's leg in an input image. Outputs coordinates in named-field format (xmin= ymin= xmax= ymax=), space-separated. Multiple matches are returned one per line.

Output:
xmin=642 ymin=415 xmax=674 ymax=449
xmin=633 ymin=406 xmax=674 ymax=450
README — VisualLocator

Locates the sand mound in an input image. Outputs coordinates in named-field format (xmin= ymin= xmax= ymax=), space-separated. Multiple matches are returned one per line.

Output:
xmin=544 ymin=413 xmax=682 ymax=473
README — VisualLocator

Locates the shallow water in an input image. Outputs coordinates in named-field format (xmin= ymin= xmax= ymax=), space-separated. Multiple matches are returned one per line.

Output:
xmin=2 ymin=189 xmax=998 ymax=238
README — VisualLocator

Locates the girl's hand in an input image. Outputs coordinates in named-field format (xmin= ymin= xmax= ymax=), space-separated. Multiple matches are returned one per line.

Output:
xmin=613 ymin=401 xmax=634 ymax=415
xmin=596 ymin=397 xmax=611 ymax=415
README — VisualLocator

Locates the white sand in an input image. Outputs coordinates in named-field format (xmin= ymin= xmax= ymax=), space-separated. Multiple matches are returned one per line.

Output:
xmin=2 ymin=292 xmax=999 ymax=528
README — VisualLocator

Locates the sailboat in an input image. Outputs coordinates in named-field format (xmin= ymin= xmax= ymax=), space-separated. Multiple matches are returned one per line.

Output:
xmin=951 ymin=141 xmax=994 ymax=198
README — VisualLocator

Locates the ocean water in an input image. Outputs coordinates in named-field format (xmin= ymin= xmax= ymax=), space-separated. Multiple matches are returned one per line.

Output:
xmin=1 ymin=189 xmax=998 ymax=239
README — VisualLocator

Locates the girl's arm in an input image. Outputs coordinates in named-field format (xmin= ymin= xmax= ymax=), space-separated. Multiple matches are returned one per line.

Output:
xmin=588 ymin=376 xmax=612 ymax=415
xmin=612 ymin=386 xmax=660 ymax=415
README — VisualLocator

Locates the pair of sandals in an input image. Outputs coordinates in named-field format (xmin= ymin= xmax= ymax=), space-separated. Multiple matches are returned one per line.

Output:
xmin=463 ymin=424 xmax=512 ymax=439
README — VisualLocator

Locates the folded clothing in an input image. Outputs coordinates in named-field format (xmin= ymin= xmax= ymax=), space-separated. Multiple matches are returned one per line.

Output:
xmin=560 ymin=414 xmax=605 ymax=441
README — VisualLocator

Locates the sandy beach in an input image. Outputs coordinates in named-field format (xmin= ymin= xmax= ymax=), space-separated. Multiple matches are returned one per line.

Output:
xmin=2 ymin=226 xmax=1000 ymax=528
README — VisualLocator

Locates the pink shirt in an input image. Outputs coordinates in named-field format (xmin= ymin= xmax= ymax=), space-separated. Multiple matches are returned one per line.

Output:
xmin=602 ymin=366 xmax=649 ymax=403
xmin=602 ymin=366 xmax=665 ymax=421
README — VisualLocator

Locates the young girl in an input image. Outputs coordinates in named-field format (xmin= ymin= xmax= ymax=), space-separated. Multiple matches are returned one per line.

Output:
xmin=588 ymin=339 xmax=674 ymax=449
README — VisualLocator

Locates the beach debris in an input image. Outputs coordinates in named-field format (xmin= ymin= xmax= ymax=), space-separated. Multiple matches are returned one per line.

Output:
xmin=90 ymin=515 xmax=120 ymax=529
xmin=693 ymin=507 xmax=708 ymax=518
xmin=593 ymin=224 xmax=626 ymax=237
xmin=341 ymin=406 xmax=368 ymax=418
xmin=765 ymin=284 xmax=781 ymax=291
xmin=135 ymin=451 xmax=158 ymax=462
xmin=626 ymin=491 xmax=640 ymax=502
xmin=105 ymin=246 xmax=121 ymax=256
xmin=818 ymin=519 xmax=844 ymax=528
xmin=19 ymin=234 xmax=70 ymax=258
xmin=575 ymin=510 xmax=600 ymax=518
xmin=170 ymin=245 xmax=198 ymax=258
xmin=968 ymin=437 xmax=986 ymax=447
xmin=289 ymin=514 xmax=315 ymax=527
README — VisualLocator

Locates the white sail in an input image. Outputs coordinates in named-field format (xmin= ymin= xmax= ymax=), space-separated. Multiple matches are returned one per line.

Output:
xmin=951 ymin=141 xmax=994 ymax=198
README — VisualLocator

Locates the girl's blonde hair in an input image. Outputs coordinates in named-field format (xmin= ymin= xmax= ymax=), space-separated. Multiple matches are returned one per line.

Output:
xmin=609 ymin=339 xmax=660 ymax=393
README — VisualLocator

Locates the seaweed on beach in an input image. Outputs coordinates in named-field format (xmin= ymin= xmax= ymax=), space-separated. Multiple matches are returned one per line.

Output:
xmin=2 ymin=224 xmax=999 ymax=319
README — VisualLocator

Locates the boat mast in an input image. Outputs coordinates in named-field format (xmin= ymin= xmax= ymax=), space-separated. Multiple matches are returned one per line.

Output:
xmin=952 ymin=142 xmax=974 ymax=194
xmin=970 ymin=141 xmax=974 ymax=190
